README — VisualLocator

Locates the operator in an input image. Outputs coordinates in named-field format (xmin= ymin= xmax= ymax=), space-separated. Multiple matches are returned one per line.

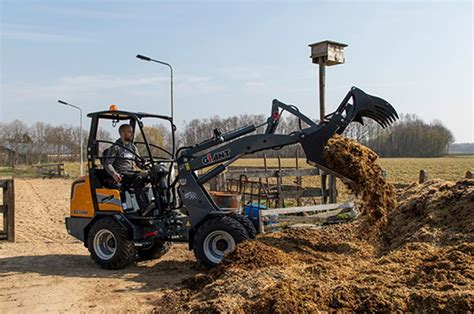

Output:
xmin=104 ymin=124 xmax=150 ymax=213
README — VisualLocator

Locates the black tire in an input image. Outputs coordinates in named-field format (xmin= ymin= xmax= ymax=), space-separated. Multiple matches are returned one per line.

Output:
xmin=229 ymin=212 xmax=257 ymax=239
xmin=193 ymin=215 xmax=250 ymax=268
xmin=87 ymin=217 xmax=137 ymax=270
xmin=137 ymin=240 xmax=172 ymax=261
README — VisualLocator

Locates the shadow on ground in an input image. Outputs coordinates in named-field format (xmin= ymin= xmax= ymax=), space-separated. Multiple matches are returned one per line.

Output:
xmin=0 ymin=253 xmax=198 ymax=293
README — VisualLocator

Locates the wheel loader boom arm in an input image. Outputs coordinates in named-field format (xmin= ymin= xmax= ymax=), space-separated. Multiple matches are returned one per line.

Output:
xmin=178 ymin=87 xmax=397 ymax=177
xmin=176 ymin=86 xmax=398 ymax=225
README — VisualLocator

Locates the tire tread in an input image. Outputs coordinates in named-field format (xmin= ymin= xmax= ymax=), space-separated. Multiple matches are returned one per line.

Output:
xmin=87 ymin=217 xmax=137 ymax=270
xmin=193 ymin=215 xmax=249 ymax=268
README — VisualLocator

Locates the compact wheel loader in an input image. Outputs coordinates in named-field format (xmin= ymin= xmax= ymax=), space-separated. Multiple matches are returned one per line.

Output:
xmin=65 ymin=86 xmax=398 ymax=269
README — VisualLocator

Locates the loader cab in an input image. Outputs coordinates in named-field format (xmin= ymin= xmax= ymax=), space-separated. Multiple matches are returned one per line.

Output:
xmin=70 ymin=105 xmax=176 ymax=219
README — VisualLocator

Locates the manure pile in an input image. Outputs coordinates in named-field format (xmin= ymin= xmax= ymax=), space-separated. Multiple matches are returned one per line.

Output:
xmin=158 ymin=136 xmax=474 ymax=312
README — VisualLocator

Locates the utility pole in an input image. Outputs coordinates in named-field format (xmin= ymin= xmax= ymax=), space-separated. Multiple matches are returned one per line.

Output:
xmin=309 ymin=40 xmax=348 ymax=204
xmin=58 ymin=100 xmax=84 ymax=176
xmin=136 ymin=54 xmax=176 ymax=160
xmin=136 ymin=54 xmax=174 ymax=122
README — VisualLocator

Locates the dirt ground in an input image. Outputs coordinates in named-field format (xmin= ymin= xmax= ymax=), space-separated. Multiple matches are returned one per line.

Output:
xmin=0 ymin=179 xmax=198 ymax=313
xmin=1 ymin=159 xmax=473 ymax=311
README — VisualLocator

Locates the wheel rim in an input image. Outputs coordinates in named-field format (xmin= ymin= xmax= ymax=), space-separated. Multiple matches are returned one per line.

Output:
xmin=203 ymin=230 xmax=236 ymax=264
xmin=93 ymin=229 xmax=117 ymax=260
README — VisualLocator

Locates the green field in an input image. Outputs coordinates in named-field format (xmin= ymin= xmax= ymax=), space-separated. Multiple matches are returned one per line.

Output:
xmin=1 ymin=156 xmax=472 ymax=185
xmin=234 ymin=156 xmax=473 ymax=185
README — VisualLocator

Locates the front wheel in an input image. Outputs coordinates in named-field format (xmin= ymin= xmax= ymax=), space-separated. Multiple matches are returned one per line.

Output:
xmin=192 ymin=215 xmax=250 ymax=267
xmin=229 ymin=212 xmax=257 ymax=239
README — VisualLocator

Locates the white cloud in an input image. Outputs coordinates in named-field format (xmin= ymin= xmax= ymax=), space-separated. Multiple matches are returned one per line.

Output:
xmin=0 ymin=73 xmax=220 ymax=114
xmin=1 ymin=30 xmax=91 ymax=43
xmin=1 ymin=22 xmax=93 ymax=43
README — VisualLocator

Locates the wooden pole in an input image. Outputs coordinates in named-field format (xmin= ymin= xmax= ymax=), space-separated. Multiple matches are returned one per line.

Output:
xmin=1 ymin=180 xmax=15 ymax=242
xmin=2 ymin=183 xmax=6 ymax=240
xmin=277 ymin=155 xmax=283 ymax=208
xmin=263 ymin=153 xmax=269 ymax=188
xmin=296 ymin=149 xmax=302 ymax=206
xmin=258 ymin=209 xmax=265 ymax=234
xmin=319 ymin=57 xmax=326 ymax=121
xmin=209 ymin=177 xmax=218 ymax=191
xmin=329 ymin=174 xmax=337 ymax=203
xmin=318 ymin=57 xmax=329 ymax=204
xmin=7 ymin=180 xmax=14 ymax=242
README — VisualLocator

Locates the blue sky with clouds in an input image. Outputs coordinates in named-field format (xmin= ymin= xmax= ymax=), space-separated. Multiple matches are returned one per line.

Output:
xmin=1 ymin=0 xmax=472 ymax=142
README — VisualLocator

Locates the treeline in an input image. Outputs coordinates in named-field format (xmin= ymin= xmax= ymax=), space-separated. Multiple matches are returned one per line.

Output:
xmin=0 ymin=112 xmax=455 ymax=166
xmin=0 ymin=120 xmax=111 ymax=165
xmin=180 ymin=113 xmax=455 ymax=158
xmin=366 ymin=114 xmax=454 ymax=157
xmin=180 ymin=114 xmax=305 ymax=158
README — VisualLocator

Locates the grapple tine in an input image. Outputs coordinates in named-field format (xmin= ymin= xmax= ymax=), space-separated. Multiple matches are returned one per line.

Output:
xmin=362 ymin=110 xmax=390 ymax=127
xmin=374 ymin=103 xmax=396 ymax=119
xmin=373 ymin=108 xmax=396 ymax=125
xmin=359 ymin=109 xmax=390 ymax=127
xmin=372 ymin=95 xmax=399 ymax=118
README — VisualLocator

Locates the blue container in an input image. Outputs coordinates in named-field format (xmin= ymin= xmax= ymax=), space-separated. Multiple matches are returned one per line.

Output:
xmin=244 ymin=203 xmax=266 ymax=230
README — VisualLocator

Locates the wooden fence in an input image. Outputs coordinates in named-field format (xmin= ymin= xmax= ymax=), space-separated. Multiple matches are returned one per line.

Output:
xmin=0 ymin=179 xmax=15 ymax=242
xmin=213 ymin=166 xmax=338 ymax=208
xmin=258 ymin=202 xmax=354 ymax=234
xmin=32 ymin=163 xmax=65 ymax=179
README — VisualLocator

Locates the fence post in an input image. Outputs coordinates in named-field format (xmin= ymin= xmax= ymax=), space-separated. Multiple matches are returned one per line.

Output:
xmin=295 ymin=149 xmax=302 ymax=206
xmin=6 ymin=180 xmax=14 ymax=242
xmin=258 ymin=209 xmax=265 ymax=234
xmin=419 ymin=170 xmax=428 ymax=184
xmin=277 ymin=155 xmax=283 ymax=208
xmin=321 ymin=172 xmax=328 ymax=204
xmin=1 ymin=180 xmax=15 ymax=242
xmin=209 ymin=177 xmax=218 ymax=191
xmin=328 ymin=174 xmax=337 ymax=203
xmin=263 ymin=153 xmax=269 ymax=188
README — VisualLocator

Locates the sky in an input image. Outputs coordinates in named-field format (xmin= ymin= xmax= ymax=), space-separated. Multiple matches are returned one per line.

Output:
xmin=1 ymin=0 xmax=473 ymax=143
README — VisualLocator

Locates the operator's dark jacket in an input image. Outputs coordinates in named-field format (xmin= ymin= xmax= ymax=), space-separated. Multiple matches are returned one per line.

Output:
xmin=104 ymin=139 xmax=140 ymax=177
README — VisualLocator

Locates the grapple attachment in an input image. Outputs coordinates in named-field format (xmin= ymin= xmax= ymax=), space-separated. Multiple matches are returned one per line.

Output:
xmin=301 ymin=87 xmax=398 ymax=174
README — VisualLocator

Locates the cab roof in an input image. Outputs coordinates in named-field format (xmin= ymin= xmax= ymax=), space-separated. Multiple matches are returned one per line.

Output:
xmin=87 ymin=110 xmax=172 ymax=121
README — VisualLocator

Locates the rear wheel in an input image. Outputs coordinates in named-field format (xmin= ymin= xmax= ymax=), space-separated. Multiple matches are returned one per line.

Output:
xmin=193 ymin=215 xmax=249 ymax=267
xmin=138 ymin=240 xmax=172 ymax=261
xmin=87 ymin=217 xmax=137 ymax=269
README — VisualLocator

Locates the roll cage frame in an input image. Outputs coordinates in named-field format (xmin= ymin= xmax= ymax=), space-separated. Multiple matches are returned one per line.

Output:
xmin=86 ymin=110 xmax=177 ymax=213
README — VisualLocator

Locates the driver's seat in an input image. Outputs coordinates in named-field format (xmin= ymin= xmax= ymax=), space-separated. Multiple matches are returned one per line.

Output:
xmin=101 ymin=148 xmax=110 ymax=167
xmin=100 ymin=147 xmax=137 ymax=200
xmin=98 ymin=148 xmax=117 ymax=189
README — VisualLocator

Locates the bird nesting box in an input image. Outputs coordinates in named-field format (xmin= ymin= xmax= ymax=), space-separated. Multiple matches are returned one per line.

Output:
xmin=309 ymin=40 xmax=347 ymax=66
